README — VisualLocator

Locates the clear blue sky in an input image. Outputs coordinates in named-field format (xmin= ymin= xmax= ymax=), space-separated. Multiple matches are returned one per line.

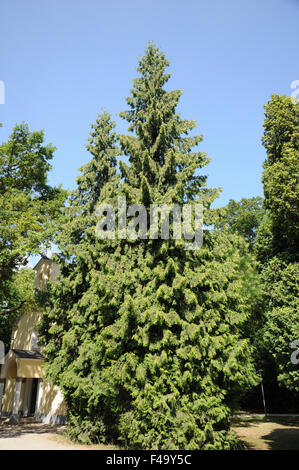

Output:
xmin=0 ymin=0 xmax=298 ymax=207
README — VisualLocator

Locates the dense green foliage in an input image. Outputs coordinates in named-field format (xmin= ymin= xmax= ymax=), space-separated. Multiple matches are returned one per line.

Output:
xmin=212 ymin=197 xmax=265 ymax=245
xmin=39 ymin=44 xmax=259 ymax=449
xmin=257 ymin=95 xmax=298 ymax=260
xmin=255 ymin=95 xmax=299 ymax=392
xmin=0 ymin=123 xmax=66 ymax=347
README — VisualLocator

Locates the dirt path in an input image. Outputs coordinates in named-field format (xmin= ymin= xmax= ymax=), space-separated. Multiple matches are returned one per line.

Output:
xmin=0 ymin=422 xmax=116 ymax=450
xmin=232 ymin=415 xmax=299 ymax=450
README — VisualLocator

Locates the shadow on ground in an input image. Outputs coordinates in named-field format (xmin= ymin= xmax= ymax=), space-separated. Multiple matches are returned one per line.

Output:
xmin=231 ymin=415 xmax=299 ymax=450
xmin=0 ymin=422 xmax=65 ymax=440
xmin=261 ymin=428 xmax=299 ymax=450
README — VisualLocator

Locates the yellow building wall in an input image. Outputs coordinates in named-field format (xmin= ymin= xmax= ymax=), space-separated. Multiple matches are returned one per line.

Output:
xmin=33 ymin=258 xmax=57 ymax=291
xmin=40 ymin=382 xmax=66 ymax=416
xmin=1 ymin=378 xmax=16 ymax=413
xmin=2 ymin=378 xmax=66 ymax=416
xmin=16 ymin=359 xmax=45 ymax=379
xmin=11 ymin=310 xmax=42 ymax=351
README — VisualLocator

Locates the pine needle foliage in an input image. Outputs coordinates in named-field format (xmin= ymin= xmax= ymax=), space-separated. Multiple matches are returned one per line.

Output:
xmin=39 ymin=44 xmax=258 ymax=449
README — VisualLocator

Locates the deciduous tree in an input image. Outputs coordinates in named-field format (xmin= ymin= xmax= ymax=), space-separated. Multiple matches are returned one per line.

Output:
xmin=0 ymin=123 xmax=66 ymax=346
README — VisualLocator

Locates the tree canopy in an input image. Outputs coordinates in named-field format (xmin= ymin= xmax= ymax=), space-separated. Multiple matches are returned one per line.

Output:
xmin=212 ymin=197 xmax=265 ymax=245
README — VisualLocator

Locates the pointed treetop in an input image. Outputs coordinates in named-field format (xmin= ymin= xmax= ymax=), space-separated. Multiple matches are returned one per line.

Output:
xmin=118 ymin=42 xmax=217 ymax=207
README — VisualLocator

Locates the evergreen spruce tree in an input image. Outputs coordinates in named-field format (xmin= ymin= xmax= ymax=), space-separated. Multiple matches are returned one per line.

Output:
xmin=39 ymin=44 xmax=258 ymax=449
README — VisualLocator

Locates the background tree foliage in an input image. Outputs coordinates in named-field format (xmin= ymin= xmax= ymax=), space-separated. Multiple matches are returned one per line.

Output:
xmin=39 ymin=44 xmax=259 ymax=449
xmin=255 ymin=95 xmax=299 ymax=392
xmin=211 ymin=97 xmax=299 ymax=411
xmin=212 ymin=197 xmax=265 ymax=245
xmin=0 ymin=123 xmax=66 ymax=347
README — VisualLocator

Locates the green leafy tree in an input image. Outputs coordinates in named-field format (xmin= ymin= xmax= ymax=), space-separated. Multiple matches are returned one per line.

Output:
xmin=39 ymin=44 xmax=258 ymax=449
xmin=255 ymin=95 xmax=299 ymax=392
xmin=212 ymin=197 xmax=264 ymax=245
xmin=0 ymin=123 xmax=66 ymax=346
xmin=0 ymin=267 xmax=36 ymax=352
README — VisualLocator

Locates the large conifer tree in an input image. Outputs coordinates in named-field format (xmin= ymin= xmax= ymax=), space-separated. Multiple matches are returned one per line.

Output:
xmin=39 ymin=44 xmax=258 ymax=449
